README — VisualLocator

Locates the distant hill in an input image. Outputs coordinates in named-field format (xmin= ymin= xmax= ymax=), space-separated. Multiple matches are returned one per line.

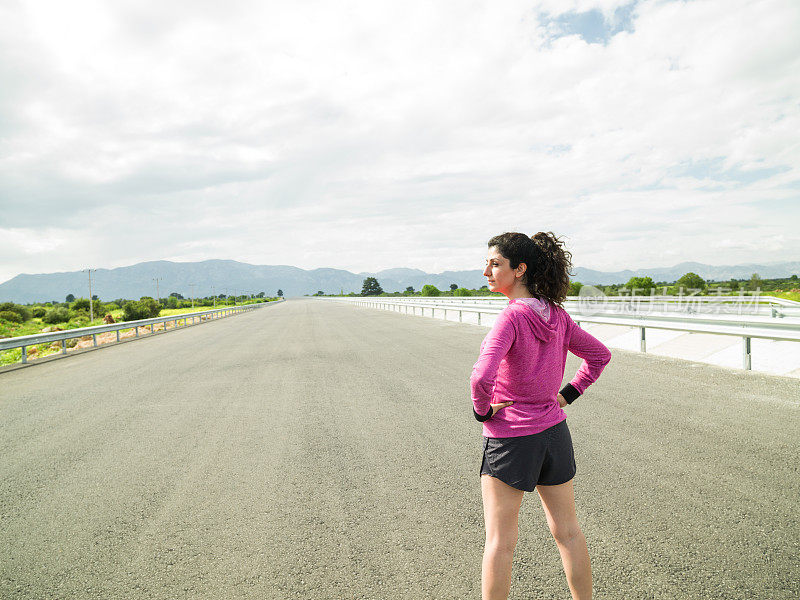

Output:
xmin=0 ymin=259 xmax=798 ymax=303
xmin=572 ymin=261 xmax=800 ymax=287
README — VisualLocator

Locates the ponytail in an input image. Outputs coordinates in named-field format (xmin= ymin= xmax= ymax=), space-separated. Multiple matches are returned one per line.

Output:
xmin=528 ymin=232 xmax=573 ymax=306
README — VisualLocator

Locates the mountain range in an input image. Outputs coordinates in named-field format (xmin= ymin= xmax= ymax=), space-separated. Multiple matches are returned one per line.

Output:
xmin=0 ymin=259 xmax=798 ymax=303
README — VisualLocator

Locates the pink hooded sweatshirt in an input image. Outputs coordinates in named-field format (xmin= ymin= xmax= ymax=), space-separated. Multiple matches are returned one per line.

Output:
xmin=470 ymin=297 xmax=611 ymax=438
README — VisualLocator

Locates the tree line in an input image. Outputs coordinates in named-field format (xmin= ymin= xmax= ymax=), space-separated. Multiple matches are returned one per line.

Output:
xmin=304 ymin=272 xmax=800 ymax=298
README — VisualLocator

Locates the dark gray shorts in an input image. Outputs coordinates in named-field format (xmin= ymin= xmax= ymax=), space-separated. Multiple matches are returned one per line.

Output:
xmin=480 ymin=419 xmax=576 ymax=492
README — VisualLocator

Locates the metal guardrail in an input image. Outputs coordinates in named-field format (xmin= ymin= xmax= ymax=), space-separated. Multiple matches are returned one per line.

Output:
xmin=0 ymin=300 xmax=284 ymax=366
xmin=347 ymin=298 xmax=503 ymax=325
xmin=340 ymin=297 xmax=800 ymax=371
xmin=325 ymin=293 xmax=800 ymax=318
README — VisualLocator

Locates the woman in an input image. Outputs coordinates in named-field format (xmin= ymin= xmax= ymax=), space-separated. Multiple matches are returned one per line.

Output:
xmin=471 ymin=232 xmax=611 ymax=600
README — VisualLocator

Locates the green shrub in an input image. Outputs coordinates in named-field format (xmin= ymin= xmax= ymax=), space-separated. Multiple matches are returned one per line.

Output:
xmin=32 ymin=307 xmax=47 ymax=318
xmin=104 ymin=302 xmax=120 ymax=312
xmin=69 ymin=298 xmax=106 ymax=318
xmin=92 ymin=302 xmax=108 ymax=318
xmin=122 ymin=302 xmax=146 ymax=321
xmin=0 ymin=310 xmax=23 ymax=323
xmin=42 ymin=307 xmax=71 ymax=324
xmin=0 ymin=302 xmax=31 ymax=321
xmin=71 ymin=298 xmax=91 ymax=311
xmin=421 ymin=284 xmax=441 ymax=297
xmin=123 ymin=297 xmax=161 ymax=321
xmin=453 ymin=288 xmax=472 ymax=297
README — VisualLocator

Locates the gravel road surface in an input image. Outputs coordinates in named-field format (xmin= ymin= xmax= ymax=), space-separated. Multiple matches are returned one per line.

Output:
xmin=1 ymin=298 xmax=798 ymax=599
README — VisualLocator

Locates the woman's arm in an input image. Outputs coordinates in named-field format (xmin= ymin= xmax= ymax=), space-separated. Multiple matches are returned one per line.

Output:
xmin=470 ymin=310 xmax=517 ymax=417
xmin=560 ymin=316 xmax=611 ymax=404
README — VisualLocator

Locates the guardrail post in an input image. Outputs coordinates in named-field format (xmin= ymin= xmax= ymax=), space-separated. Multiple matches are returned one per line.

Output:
xmin=150 ymin=324 xmax=155 ymax=333
xmin=742 ymin=336 xmax=752 ymax=370
xmin=62 ymin=339 xmax=68 ymax=354
xmin=116 ymin=330 xmax=120 ymax=343
xmin=477 ymin=312 xmax=482 ymax=326
xmin=459 ymin=310 xmax=463 ymax=323
xmin=443 ymin=308 xmax=447 ymax=320
xmin=93 ymin=334 xmax=97 ymax=347
xmin=640 ymin=327 xmax=646 ymax=353
xmin=21 ymin=345 xmax=27 ymax=364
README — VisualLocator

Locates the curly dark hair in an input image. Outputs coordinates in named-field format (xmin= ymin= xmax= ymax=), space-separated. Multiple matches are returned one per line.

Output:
xmin=487 ymin=231 xmax=573 ymax=306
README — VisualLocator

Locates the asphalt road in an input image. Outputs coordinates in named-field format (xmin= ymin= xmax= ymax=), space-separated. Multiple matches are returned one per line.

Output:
xmin=1 ymin=299 xmax=798 ymax=599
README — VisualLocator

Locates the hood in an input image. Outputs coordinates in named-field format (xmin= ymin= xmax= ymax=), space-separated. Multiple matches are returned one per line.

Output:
xmin=508 ymin=297 xmax=559 ymax=342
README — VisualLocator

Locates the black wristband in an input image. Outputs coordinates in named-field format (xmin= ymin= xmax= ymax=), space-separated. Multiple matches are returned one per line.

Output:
xmin=473 ymin=406 xmax=493 ymax=422
xmin=559 ymin=383 xmax=581 ymax=404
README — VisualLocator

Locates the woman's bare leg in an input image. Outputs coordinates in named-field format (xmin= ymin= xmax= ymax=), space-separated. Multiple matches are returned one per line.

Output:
xmin=481 ymin=474 xmax=525 ymax=600
xmin=536 ymin=479 xmax=592 ymax=599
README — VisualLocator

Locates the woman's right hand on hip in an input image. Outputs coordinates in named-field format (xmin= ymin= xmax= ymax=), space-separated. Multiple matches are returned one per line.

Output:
xmin=490 ymin=401 xmax=513 ymax=416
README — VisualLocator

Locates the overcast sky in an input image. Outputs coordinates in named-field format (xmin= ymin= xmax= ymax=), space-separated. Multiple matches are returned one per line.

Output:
xmin=1 ymin=0 xmax=798 ymax=283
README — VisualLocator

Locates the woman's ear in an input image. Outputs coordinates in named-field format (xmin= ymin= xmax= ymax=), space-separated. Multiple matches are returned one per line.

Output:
xmin=516 ymin=262 xmax=527 ymax=278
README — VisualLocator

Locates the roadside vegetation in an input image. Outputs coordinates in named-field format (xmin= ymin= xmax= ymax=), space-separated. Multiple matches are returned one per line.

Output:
xmin=0 ymin=293 xmax=281 ymax=366
xmin=308 ymin=272 xmax=800 ymax=301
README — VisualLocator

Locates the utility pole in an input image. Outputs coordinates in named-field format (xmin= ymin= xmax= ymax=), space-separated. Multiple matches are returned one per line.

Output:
xmin=212 ymin=285 xmax=216 ymax=308
xmin=189 ymin=283 xmax=196 ymax=309
xmin=82 ymin=268 xmax=96 ymax=321
xmin=153 ymin=277 xmax=162 ymax=305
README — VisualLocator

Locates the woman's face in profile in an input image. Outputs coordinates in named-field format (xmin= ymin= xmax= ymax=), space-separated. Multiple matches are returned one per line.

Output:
xmin=483 ymin=246 xmax=520 ymax=296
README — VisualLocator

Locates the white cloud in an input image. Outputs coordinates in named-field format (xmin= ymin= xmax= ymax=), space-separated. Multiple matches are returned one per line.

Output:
xmin=0 ymin=0 xmax=798 ymax=283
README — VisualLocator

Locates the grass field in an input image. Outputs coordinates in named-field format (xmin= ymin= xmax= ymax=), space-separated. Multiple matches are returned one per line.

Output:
xmin=764 ymin=291 xmax=800 ymax=302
